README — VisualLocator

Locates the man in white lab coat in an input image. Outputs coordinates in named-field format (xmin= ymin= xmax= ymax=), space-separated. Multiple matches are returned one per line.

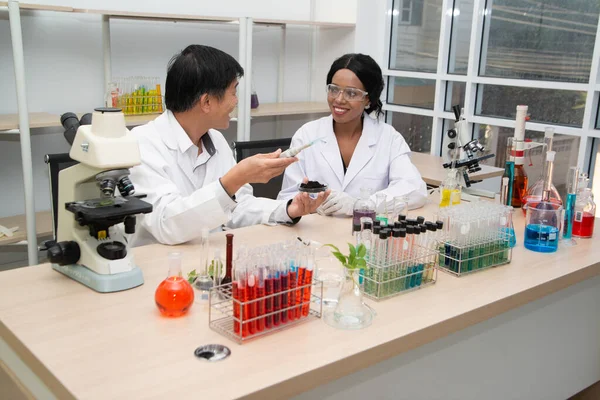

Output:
xmin=130 ymin=45 xmax=329 ymax=246
xmin=278 ymin=53 xmax=427 ymax=215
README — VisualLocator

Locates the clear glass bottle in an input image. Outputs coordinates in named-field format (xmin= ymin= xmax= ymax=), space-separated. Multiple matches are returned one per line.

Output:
xmin=439 ymin=169 xmax=461 ymax=207
xmin=155 ymin=252 xmax=194 ymax=317
xmin=523 ymin=130 xmax=562 ymax=214
xmin=194 ymin=228 xmax=213 ymax=302
xmin=353 ymin=188 xmax=376 ymax=227
xmin=375 ymin=193 xmax=388 ymax=225
xmin=572 ymin=188 xmax=596 ymax=238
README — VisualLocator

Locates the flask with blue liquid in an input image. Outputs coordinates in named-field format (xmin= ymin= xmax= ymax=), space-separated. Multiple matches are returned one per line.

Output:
xmin=524 ymin=151 xmax=562 ymax=253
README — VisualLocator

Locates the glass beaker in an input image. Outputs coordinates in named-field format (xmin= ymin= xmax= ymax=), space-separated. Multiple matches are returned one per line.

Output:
xmin=314 ymin=252 xmax=344 ymax=308
xmin=352 ymin=188 xmax=376 ymax=227
xmin=524 ymin=205 xmax=563 ymax=253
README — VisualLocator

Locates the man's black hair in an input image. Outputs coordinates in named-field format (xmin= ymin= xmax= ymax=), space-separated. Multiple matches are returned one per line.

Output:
xmin=165 ymin=45 xmax=244 ymax=113
xmin=326 ymin=53 xmax=385 ymax=118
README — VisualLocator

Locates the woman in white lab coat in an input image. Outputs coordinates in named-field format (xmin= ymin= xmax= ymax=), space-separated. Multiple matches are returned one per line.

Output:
xmin=130 ymin=45 xmax=328 ymax=246
xmin=278 ymin=53 xmax=427 ymax=215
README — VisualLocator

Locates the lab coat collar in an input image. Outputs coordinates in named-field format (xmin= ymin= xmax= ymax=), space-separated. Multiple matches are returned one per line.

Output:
xmin=320 ymin=114 xmax=379 ymax=190
xmin=158 ymin=110 xmax=217 ymax=157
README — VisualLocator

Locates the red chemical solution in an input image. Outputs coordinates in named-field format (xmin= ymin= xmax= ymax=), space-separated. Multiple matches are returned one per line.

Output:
xmin=257 ymin=285 xmax=265 ymax=332
xmin=265 ymin=278 xmax=273 ymax=328
xmin=237 ymin=285 xmax=249 ymax=338
xmin=302 ymin=269 xmax=313 ymax=317
xmin=296 ymin=267 xmax=305 ymax=319
xmin=247 ymin=277 xmax=257 ymax=335
xmin=233 ymin=282 xmax=240 ymax=334
xmin=154 ymin=276 xmax=194 ymax=317
xmin=288 ymin=270 xmax=297 ymax=321
xmin=572 ymin=212 xmax=595 ymax=238
xmin=280 ymin=272 xmax=289 ymax=324
xmin=273 ymin=276 xmax=281 ymax=326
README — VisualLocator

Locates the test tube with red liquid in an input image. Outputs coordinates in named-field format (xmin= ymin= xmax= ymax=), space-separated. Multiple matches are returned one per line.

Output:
xmin=265 ymin=266 xmax=274 ymax=329
xmin=288 ymin=263 xmax=297 ymax=321
xmin=280 ymin=263 xmax=289 ymax=324
xmin=295 ymin=249 xmax=306 ymax=320
xmin=302 ymin=251 xmax=314 ymax=317
xmin=247 ymin=268 xmax=257 ymax=335
xmin=257 ymin=265 xmax=266 ymax=332
xmin=273 ymin=263 xmax=281 ymax=326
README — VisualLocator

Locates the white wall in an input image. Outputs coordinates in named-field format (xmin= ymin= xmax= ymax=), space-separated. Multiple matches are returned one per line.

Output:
xmin=0 ymin=1 xmax=355 ymax=218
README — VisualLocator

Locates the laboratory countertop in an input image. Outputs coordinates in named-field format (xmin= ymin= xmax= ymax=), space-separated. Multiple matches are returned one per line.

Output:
xmin=1 ymin=198 xmax=599 ymax=400
xmin=411 ymin=152 xmax=504 ymax=187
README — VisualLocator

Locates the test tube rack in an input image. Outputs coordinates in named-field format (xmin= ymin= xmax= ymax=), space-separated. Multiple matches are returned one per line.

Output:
xmin=209 ymin=280 xmax=323 ymax=344
xmin=437 ymin=231 xmax=512 ymax=276
xmin=361 ymin=244 xmax=438 ymax=301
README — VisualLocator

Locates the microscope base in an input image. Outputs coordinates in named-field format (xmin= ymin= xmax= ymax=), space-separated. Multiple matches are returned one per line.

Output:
xmin=52 ymin=263 xmax=144 ymax=293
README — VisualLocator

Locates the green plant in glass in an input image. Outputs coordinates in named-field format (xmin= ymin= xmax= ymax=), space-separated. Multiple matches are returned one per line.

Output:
xmin=322 ymin=242 xmax=373 ymax=330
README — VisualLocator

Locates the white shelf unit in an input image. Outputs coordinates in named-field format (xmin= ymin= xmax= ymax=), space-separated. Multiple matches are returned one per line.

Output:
xmin=1 ymin=1 xmax=355 ymax=265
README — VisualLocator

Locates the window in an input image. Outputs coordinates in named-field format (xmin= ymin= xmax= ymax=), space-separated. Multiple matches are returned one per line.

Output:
xmin=383 ymin=0 xmax=595 ymax=176
xmin=476 ymin=85 xmax=586 ymax=127
xmin=480 ymin=0 xmax=600 ymax=83
xmin=387 ymin=77 xmax=436 ymax=109
xmin=445 ymin=81 xmax=466 ymax=112
xmin=389 ymin=113 xmax=433 ymax=153
xmin=448 ymin=0 xmax=474 ymax=74
xmin=389 ymin=0 xmax=440 ymax=72
xmin=399 ymin=0 xmax=413 ymax=24
xmin=474 ymin=125 xmax=580 ymax=199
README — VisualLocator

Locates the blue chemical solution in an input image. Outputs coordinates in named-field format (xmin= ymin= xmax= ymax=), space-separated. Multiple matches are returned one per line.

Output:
xmin=501 ymin=227 xmax=517 ymax=248
xmin=524 ymin=224 xmax=559 ymax=253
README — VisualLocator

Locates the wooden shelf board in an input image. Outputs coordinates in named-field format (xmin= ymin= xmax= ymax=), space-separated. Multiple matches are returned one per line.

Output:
xmin=0 ymin=211 xmax=53 ymax=247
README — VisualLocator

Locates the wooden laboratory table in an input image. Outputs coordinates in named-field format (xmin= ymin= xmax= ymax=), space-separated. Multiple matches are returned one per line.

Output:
xmin=411 ymin=151 xmax=504 ymax=186
xmin=1 ymin=198 xmax=599 ymax=400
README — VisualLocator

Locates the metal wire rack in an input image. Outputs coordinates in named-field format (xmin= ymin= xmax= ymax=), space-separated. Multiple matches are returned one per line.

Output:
xmin=361 ymin=245 xmax=438 ymax=301
xmin=209 ymin=280 xmax=323 ymax=344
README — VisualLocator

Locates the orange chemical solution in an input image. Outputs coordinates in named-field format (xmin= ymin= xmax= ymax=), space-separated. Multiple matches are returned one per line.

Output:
xmin=511 ymin=165 xmax=528 ymax=208
xmin=288 ymin=270 xmax=297 ymax=321
xmin=280 ymin=272 xmax=289 ymax=324
xmin=295 ymin=267 xmax=305 ymax=319
xmin=155 ymin=276 xmax=194 ymax=317
xmin=233 ymin=282 xmax=240 ymax=335
xmin=265 ymin=277 xmax=274 ymax=328
xmin=302 ymin=269 xmax=313 ymax=317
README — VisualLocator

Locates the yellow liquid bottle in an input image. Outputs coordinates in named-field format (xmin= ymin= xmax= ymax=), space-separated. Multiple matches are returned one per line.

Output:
xmin=440 ymin=170 xmax=461 ymax=208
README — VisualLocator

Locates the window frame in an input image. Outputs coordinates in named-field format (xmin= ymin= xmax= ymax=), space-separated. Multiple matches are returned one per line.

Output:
xmin=382 ymin=0 xmax=600 ymax=178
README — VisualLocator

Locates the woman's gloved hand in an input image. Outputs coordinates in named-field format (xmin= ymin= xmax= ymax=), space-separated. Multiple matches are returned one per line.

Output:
xmin=317 ymin=190 xmax=356 ymax=216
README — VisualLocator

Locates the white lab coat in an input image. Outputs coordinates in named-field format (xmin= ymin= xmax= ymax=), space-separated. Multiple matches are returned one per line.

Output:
xmin=129 ymin=111 xmax=288 ymax=246
xmin=277 ymin=114 xmax=427 ymax=209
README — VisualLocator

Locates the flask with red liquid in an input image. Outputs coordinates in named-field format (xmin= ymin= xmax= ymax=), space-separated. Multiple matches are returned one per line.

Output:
xmin=155 ymin=252 xmax=194 ymax=317
xmin=572 ymin=188 xmax=595 ymax=238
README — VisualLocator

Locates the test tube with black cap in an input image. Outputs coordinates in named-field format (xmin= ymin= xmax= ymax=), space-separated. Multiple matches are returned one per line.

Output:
xmin=417 ymin=216 xmax=425 ymax=225
xmin=398 ymin=214 xmax=406 ymax=222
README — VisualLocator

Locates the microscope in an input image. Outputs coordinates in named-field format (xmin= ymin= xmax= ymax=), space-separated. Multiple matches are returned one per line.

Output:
xmin=46 ymin=108 xmax=153 ymax=293
xmin=441 ymin=105 xmax=496 ymax=200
